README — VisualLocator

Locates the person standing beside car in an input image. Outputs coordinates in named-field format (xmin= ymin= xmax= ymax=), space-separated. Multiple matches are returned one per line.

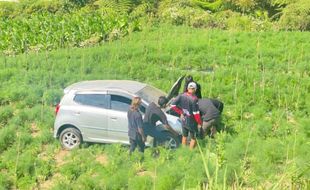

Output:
xmin=198 ymin=98 xmax=224 ymax=138
xmin=143 ymin=96 xmax=179 ymax=142
xmin=127 ymin=96 xmax=146 ymax=154
xmin=171 ymin=82 xmax=202 ymax=149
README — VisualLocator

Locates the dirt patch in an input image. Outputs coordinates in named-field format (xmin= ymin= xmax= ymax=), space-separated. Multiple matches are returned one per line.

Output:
xmin=37 ymin=145 xmax=51 ymax=161
xmin=96 ymin=154 xmax=109 ymax=166
xmin=37 ymin=173 xmax=62 ymax=190
xmin=30 ymin=123 xmax=40 ymax=138
xmin=35 ymin=149 xmax=69 ymax=189
xmin=55 ymin=149 xmax=70 ymax=167
xmin=137 ymin=170 xmax=156 ymax=178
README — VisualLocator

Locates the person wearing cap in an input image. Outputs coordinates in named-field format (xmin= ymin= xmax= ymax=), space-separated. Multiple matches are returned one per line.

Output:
xmin=127 ymin=96 xmax=146 ymax=154
xmin=143 ymin=96 xmax=179 ymax=142
xmin=171 ymin=82 xmax=202 ymax=149
xmin=198 ymin=98 xmax=224 ymax=138
xmin=183 ymin=75 xmax=202 ymax=99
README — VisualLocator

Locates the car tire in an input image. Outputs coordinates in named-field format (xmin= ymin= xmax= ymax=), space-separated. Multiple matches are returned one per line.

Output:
xmin=153 ymin=131 xmax=180 ymax=149
xmin=59 ymin=128 xmax=82 ymax=150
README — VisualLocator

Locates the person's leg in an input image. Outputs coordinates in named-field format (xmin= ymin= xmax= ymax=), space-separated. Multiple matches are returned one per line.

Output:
xmin=129 ymin=138 xmax=137 ymax=154
xmin=142 ymin=123 xmax=152 ymax=137
xmin=202 ymin=119 xmax=215 ymax=137
xmin=182 ymin=127 xmax=189 ymax=146
xmin=210 ymin=118 xmax=220 ymax=137
xmin=189 ymin=132 xmax=196 ymax=149
xmin=146 ymin=125 xmax=166 ymax=141
xmin=189 ymin=125 xmax=198 ymax=149
xmin=136 ymin=135 xmax=145 ymax=153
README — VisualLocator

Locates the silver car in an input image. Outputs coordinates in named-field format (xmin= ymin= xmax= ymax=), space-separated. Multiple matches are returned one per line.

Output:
xmin=54 ymin=78 xmax=185 ymax=150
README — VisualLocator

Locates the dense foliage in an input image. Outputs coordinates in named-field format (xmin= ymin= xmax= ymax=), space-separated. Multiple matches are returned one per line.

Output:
xmin=0 ymin=25 xmax=309 ymax=189
xmin=1 ymin=0 xmax=310 ymax=55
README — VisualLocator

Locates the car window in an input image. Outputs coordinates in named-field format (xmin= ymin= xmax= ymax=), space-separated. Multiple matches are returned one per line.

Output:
xmin=74 ymin=94 xmax=109 ymax=109
xmin=139 ymin=105 xmax=146 ymax=113
xmin=111 ymin=95 xmax=131 ymax=112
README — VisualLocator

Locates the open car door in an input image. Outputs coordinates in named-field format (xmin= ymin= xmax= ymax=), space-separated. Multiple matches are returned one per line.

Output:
xmin=166 ymin=75 xmax=185 ymax=103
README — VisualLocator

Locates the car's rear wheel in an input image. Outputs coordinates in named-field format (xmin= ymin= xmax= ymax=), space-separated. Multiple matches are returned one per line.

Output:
xmin=60 ymin=128 xmax=82 ymax=150
xmin=154 ymin=131 xmax=180 ymax=149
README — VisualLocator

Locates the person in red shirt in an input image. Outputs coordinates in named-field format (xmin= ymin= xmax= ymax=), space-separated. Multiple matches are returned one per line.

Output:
xmin=171 ymin=82 xmax=202 ymax=149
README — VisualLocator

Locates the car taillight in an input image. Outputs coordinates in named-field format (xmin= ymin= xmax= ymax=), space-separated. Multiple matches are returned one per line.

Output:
xmin=55 ymin=104 xmax=60 ymax=115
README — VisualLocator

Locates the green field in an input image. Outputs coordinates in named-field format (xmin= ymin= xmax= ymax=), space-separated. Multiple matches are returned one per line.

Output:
xmin=0 ymin=25 xmax=309 ymax=189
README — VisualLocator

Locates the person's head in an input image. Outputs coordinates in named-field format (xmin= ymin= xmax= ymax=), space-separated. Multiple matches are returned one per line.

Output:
xmin=158 ymin=96 xmax=168 ymax=108
xmin=187 ymin=82 xmax=197 ymax=94
xmin=130 ymin=96 xmax=141 ymax=111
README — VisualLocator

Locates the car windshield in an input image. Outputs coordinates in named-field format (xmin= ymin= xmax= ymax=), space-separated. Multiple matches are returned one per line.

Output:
xmin=136 ymin=85 xmax=167 ymax=104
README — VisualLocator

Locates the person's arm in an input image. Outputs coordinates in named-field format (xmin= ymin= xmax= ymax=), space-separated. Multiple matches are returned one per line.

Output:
xmin=192 ymin=99 xmax=202 ymax=127
xmin=158 ymin=109 xmax=179 ymax=136
xmin=136 ymin=112 xmax=146 ymax=142
xmin=171 ymin=95 xmax=183 ymax=115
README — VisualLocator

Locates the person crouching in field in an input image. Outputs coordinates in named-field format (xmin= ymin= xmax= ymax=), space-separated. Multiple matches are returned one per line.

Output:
xmin=198 ymin=98 xmax=224 ymax=138
xmin=171 ymin=82 xmax=202 ymax=149
xmin=127 ymin=97 xmax=146 ymax=154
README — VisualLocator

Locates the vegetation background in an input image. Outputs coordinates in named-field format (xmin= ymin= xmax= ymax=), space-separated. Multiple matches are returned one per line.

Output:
xmin=0 ymin=0 xmax=309 ymax=189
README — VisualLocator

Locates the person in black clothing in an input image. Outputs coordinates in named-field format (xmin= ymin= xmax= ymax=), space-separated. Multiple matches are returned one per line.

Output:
xmin=127 ymin=96 xmax=146 ymax=154
xmin=198 ymin=98 xmax=224 ymax=138
xmin=183 ymin=75 xmax=202 ymax=99
xmin=143 ymin=96 xmax=179 ymax=142
xmin=171 ymin=82 xmax=202 ymax=149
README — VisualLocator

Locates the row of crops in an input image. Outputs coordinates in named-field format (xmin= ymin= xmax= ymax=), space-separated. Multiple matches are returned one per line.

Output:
xmin=0 ymin=12 xmax=138 ymax=55
xmin=1 ymin=0 xmax=310 ymax=56
xmin=0 ymin=25 xmax=309 ymax=189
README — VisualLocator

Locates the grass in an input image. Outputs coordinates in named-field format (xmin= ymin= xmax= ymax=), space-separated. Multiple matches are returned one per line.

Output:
xmin=0 ymin=25 xmax=309 ymax=189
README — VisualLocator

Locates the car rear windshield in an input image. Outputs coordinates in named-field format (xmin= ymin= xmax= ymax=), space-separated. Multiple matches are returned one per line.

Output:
xmin=136 ymin=85 xmax=166 ymax=104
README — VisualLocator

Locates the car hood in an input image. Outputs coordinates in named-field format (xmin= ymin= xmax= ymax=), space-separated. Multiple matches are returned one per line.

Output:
xmin=166 ymin=75 xmax=185 ymax=103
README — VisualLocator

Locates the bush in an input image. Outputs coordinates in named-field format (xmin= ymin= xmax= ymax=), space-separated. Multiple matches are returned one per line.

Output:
xmin=128 ymin=176 xmax=153 ymax=190
xmin=278 ymin=0 xmax=310 ymax=31
xmin=0 ymin=125 xmax=16 ymax=153
xmin=226 ymin=13 xmax=254 ymax=31
xmin=0 ymin=171 xmax=13 ymax=189
xmin=0 ymin=105 xmax=14 ymax=125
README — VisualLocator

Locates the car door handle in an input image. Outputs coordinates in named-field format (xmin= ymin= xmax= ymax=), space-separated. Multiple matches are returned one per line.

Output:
xmin=75 ymin=112 xmax=80 ymax=115
xmin=110 ymin=117 xmax=117 ymax=121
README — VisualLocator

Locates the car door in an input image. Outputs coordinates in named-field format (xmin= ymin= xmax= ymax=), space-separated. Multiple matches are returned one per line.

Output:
xmin=73 ymin=92 xmax=109 ymax=142
xmin=106 ymin=94 xmax=132 ymax=142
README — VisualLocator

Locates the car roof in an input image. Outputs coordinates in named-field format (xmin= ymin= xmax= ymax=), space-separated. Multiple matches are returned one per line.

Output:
xmin=64 ymin=80 xmax=147 ymax=94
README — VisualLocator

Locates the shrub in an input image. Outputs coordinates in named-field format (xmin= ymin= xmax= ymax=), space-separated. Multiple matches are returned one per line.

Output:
xmin=0 ymin=170 xmax=13 ymax=189
xmin=0 ymin=105 xmax=14 ymax=125
xmin=226 ymin=13 xmax=255 ymax=31
xmin=128 ymin=175 xmax=153 ymax=190
xmin=278 ymin=0 xmax=310 ymax=31
xmin=0 ymin=125 xmax=16 ymax=153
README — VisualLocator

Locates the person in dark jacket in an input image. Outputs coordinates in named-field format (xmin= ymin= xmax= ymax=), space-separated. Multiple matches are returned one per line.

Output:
xmin=198 ymin=98 xmax=224 ymax=138
xmin=171 ymin=82 xmax=202 ymax=149
xmin=183 ymin=75 xmax=202 ymax=99
xmin=143 ymin=96 xmax=179 ymax=141
xmin=127 ymin=96 xmax=146 ymax=154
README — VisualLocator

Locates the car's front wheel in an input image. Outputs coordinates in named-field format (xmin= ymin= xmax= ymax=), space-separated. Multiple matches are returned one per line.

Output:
xmin=154 ymin=131 xmax=180 ymax=149
xmin=59 ymin=128 xmax=82 ymax=150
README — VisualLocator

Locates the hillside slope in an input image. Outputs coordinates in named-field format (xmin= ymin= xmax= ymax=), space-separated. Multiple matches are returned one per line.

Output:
xmin=0 ymin=25 xmax=309 ymax=189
